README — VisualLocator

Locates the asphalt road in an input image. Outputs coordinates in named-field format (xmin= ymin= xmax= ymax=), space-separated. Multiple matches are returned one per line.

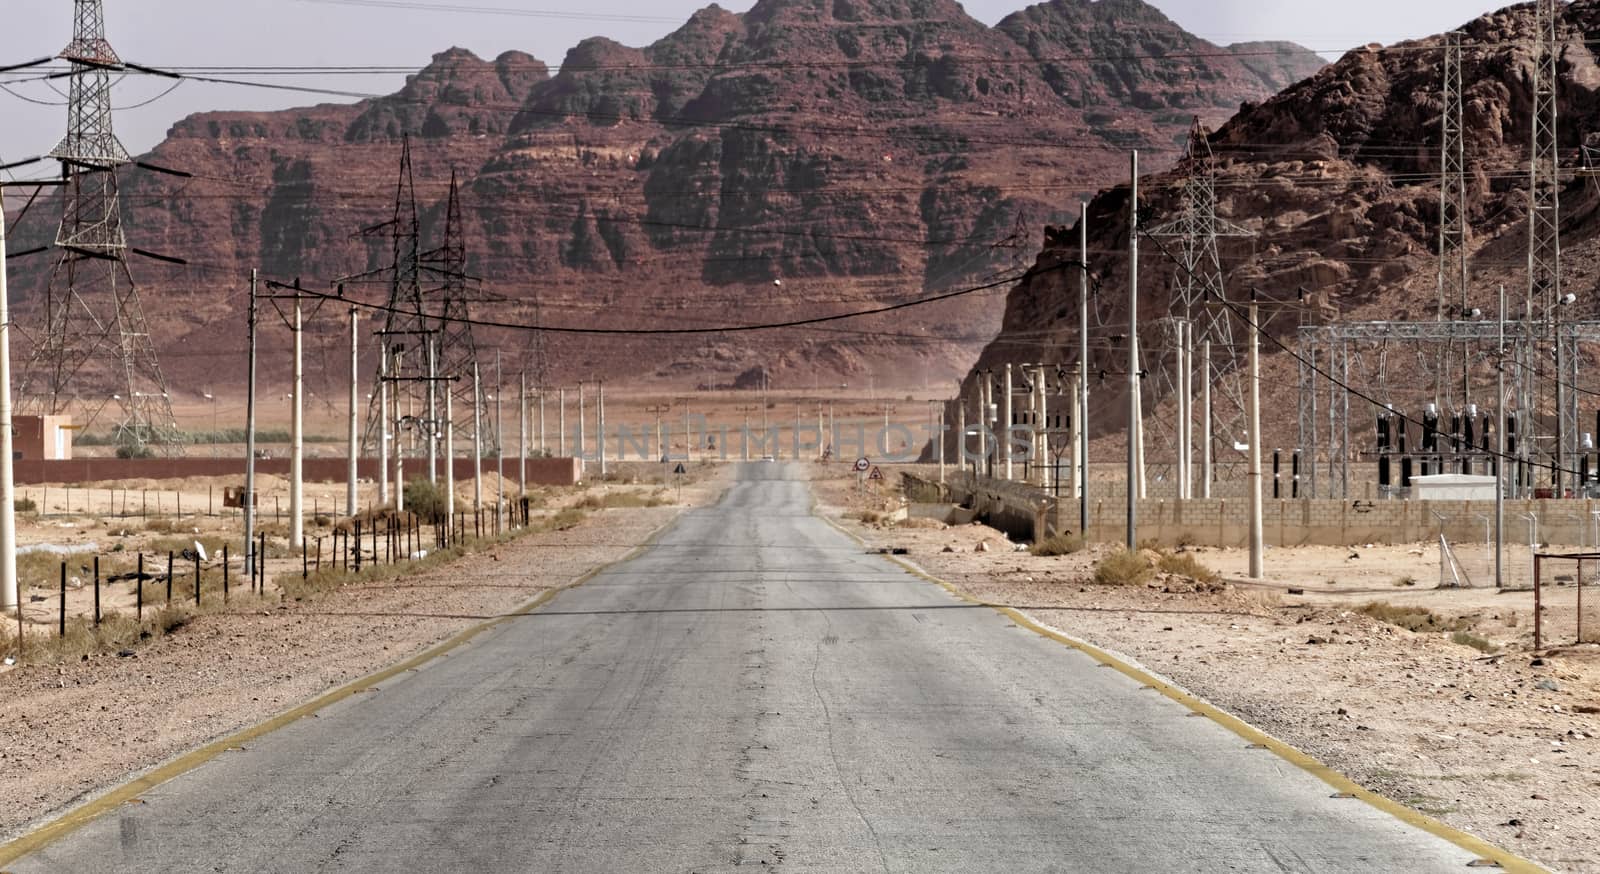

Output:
xmin=13 ymin=465 xmax=1481 ymax=872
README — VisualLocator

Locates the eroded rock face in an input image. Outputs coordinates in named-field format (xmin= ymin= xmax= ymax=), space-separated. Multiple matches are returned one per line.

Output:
xmin=4 ymin=0 xmax=1321 ymax=392
xmin=958 ymin=1 xmax=1600 ymax=449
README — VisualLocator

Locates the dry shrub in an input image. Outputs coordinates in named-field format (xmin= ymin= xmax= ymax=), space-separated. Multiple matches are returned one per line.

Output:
xmin=1031 ymin=534 xmax=1086 ymax=557
xmin=896 ymin=517 xmax=946 ymax=530
xmin=142 ymin=517 xmax=179 ymax=534
xmin=1358 ymin=601 xmax=1473 ymax=633
xmin=1451 ymin=630 xmax=1499 ymax=653
xmin=1094 ymin=550 xmax=1154 ymax=586
xmin=544 ymin=508 xmax=587 ymax=532
xmin=856 ymin=510 xmax=885 ymax=525
xmin=1157 ymin=551 xmax=1219 ymax=583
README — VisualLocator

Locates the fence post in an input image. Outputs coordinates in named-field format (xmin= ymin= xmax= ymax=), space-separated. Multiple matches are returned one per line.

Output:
xmin=1534 ymin=553 xmax=1543 ymax=652
xmin=93 ymin=557 xmax=101 ymax=626
xmin=58 ymin=563 xmax=66 ymax=639
xmin=137 ymin=554 xmax=144 ymax=621
xmin=222 ymin=545 xmax=230 ymax=602
xmin=354 ymin=520 xmax=362 ymax=572
xmin=302 ymin=538 xmax=308 ymax=580
xmin=195 ymin=551 xmax=202 ymax=606
xmin=167 ymin=551 xmax=174 ymax=604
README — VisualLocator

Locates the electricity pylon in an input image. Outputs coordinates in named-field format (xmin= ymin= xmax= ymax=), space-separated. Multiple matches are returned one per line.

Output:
xmin=19 ymin=0 xmax=179 ymax=453
xmin=426 ymin=171 xmax=495 ymax=456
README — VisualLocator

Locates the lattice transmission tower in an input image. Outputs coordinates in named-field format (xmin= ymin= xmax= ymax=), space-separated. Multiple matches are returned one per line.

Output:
xmin=426 ymin=171 xmax=494 ymax=456
xmin=355 ymin=138 xmax=432 ymax=458
xmin=1147 ymin=119 xmax=1253 ymax=491
xmin=1438 ymin=31 xmax=1468 ymax=322
xmin=19 ymin=0 xmax=179 ymax=452
xmin=1529 ymin=0 xmax=1568 ymax=490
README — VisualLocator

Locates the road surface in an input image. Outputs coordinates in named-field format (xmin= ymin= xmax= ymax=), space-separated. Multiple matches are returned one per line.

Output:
xmin=13 ymin=465 xmax=1482 ymax=872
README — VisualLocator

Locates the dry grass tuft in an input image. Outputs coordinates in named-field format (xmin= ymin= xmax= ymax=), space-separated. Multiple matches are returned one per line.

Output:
xmin=1157 ymin=551 xmax=1219 ymax=583
xmin=1031 ymin=534 xmax=1086 ymax=557
xmin=1094 ymin=550 xmax=1154 ymax=587
xmin=1358 ymin=601 xmax=1474 ymax=634
xmin=1451 ymin=630 xmax=1499 ymax=653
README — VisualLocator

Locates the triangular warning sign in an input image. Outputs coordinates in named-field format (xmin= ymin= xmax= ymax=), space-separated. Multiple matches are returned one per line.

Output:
xmin=868 ymin=466 xmax=884 ymax=481
xmin=674 ymin=463 xmax=688 ymax=475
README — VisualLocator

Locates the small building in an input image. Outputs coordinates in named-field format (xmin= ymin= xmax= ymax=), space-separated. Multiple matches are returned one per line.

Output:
xmin=1410 ymin=474 xmax=1497 ymax=502
xmin=13 ymin=415 xmax=75 ymax=460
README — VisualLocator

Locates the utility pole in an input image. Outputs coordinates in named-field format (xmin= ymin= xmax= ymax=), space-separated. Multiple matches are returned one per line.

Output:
xmin=378 ymin=350 xmax=389 ymax=505
xmin=0 ymin=188 xmax=17 ymax=611
xmin=347 ymin=308 xmax=359 ymax=517
xmin=935 ymin=400 xmax=946 ymax=484
xmin=1127 ymin=151 xmax=1140 ymax=550
xmin=473 ymin=363 xmax=484 ymax=511
xmin=597 ymin=378 xmax=607 ymax=479
xmin=558 ymin=388 xmax=566 ymax=457
xmin=519 ymin=370 xmax=528 ymax=494
xmin=577 ymin=381 xmax=586 ymax=469
xmin=1248 ymin=294 xmax=1264 ymax=580
xmin=537 ymin=385 xmax=546 ymax=458
xmin=244 ymin=270 xmax=258 ymax=576
xmin=291 ymin=289 xmax=304 ymax=549
xmin=1530 ymin=0 xmax=1563 ymax=491
xmin=647 ymin=404 xmax=671 ymax=460
xmin=495 ymin=356 xmax=505 ymax=514
xmin=426 ymin=338 xmax=437 ymax=484
xmin=445 ymin=383 xmax=455 ymax=516
xmin=1201 ymin=339 xmax=1213 ymax=498
xmin=735 ymin=405 xmax=757 ymax=460
xmin=1002 ymin=364 xmax=1015 ymax=480
xmin=1080 ymin=202 xmax=1091 ymax=535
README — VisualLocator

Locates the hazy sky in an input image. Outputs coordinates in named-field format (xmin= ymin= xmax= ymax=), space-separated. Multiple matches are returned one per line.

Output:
xmin=0 ymin=0 xmax=1503 ymax=173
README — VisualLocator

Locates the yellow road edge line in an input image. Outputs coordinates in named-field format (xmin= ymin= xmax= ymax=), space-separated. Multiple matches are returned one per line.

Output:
xmin=818 ymin=514 xmax=1547 ymax=874
xmin=0 ymin=511 xmax=685 ymax=868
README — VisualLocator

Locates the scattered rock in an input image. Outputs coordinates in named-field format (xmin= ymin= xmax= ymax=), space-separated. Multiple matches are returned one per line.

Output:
xmin=1287 ymin=588 xmax=1305 ymax=595
xmin=1536 ymin=679 xmax=1560 ymax=692
xmin=975 ymin=542 xmax=991 ymax=553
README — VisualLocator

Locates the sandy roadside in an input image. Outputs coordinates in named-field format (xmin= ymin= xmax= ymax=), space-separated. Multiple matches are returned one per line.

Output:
xmin=810 ymin=468 xmax=1600 ymax=874
xmin=0 ymin=472 xmax=727 ymax=843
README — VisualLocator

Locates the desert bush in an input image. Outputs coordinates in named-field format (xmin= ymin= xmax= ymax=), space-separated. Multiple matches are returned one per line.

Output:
xmin=13 ymin=497 xmax=36 ymax=513
xmin=1358 ymin=602 xmax=1472 ymax=633
xmin=1451 ymin=630 xmax=1499 ymax=653
xmin=143 ymin=517 xmax=180 ymax=534
xmin=1031 ymin=534 xmax=1086 ymax=557
xmin=1157 ymin=551 xmax=1219 ymax=584
xmin=544 ymin=508 xmax=587 ymax=532
xmin=403 ymin=478 xmax=453 ymax=520
xmin=1094 ymin=549 xmax=1154 ymax=586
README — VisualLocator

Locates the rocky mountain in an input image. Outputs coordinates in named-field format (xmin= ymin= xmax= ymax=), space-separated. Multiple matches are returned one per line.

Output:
xmin=955 ymin=0 xmax=1600 ymax=459
xmin=4 ymin=0 xmax=1323 ymax=398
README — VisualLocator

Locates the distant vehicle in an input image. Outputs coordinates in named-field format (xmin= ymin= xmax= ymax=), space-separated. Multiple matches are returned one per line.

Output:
xmin=760 ymin=455 xmax=776 ymax=462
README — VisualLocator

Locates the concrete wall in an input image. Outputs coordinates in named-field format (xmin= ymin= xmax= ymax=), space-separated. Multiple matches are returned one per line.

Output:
xmin=910 ymin=471 xmax=1598 ymax=548
xmin=14 ymin=457 xmax=582 ymax=487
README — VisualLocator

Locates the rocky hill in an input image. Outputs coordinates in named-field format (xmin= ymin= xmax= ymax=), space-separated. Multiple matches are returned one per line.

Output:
xmin=957 ymin=0 xmax=1600 ymax=459
xmin=3 ymin=0 xmax=1322 ymax=398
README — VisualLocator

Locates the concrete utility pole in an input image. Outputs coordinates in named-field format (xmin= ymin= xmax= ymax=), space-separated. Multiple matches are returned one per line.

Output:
xmin=496 ymin=352 xmax=505 ymax=512
xmin=393 ymin=362 xmax=405 ymax=514
xmin=426 ymin=339 xmax=437 ymax=484
xmin=1003 ymin=364 xmax=1015 ymax=480
xmin=347 ymin=308 xmax=359 ymax=517
xmin=444 ymin=384 xmax=455 ymax=516
xmin=596 ymin=379 xmax=606 ymax=479
xmin=1176 ymin=320 xmax=1190 ymax=500
xmin=473 ymin=363 xmax=484 ymax=510
xmin=378 ymin=350 xmax=390 ymax=505
xmin=648 ymin=404 xmax=671 ymax=460
xmin=557 ymin=388 xmax=566 ymax=457
xmin=244 ymin=270 xmax=258 ymax=576
xmin=1034 ymin=365 xmax=1047 ymax=487
xmin=1127 ymin=151 xmax=1140 ymax=550
xmin=0 ymin=189 xmax=17 ymax=611
xmin=1080 ymin=202 xmax=1091 ymax=535
xmin=1248 ymin=295 xmax=1264 ymax=580
xmin=935 ymin=400 xmax=946 ymax=484
xmin=577 ymin=381 xmax=586 ymax=468
xmin=537 ymin=385 xmax=546 ymax=458
xmin=1201 ymin=338 xmax=1213 ymax=498
xmin=519 ymin=370 xmax=528 ymax=494
xmin=978 ymin=371 xmax=991 ymax=475
xmin=291 ymin=291 xmax=304 ymax=549
xmin=1496 ymin=286 xmax=1506 ymax=588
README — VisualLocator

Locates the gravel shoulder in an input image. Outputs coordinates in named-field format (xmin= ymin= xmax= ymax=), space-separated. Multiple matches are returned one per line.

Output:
xmin=810 ymin=468 xmax=1599 ymax=874
xmin=0 ymin=473 xmax=725 ymax=843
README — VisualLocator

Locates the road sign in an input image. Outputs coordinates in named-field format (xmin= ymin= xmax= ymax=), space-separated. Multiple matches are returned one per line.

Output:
xmin=854 ymin=457 xmax=870 ymax=472
xmin=868 ymin=466 xmax=884 ymax=482
xmin=674 ymin=463 xmax=687 ymax=475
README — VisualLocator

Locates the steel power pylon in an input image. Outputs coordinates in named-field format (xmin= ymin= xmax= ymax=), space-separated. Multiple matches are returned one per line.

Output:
xmin=1438 ymin=30 xmax=1468 ymax=323
xmin=1148 ymin=119 xmax=1253 ymax=481
xmin=19 ymin=0 xmax=179 ymax=452
xmin=1529 ymin=0 xmax=1567 ymax=491
xmin=426 ymin=171 xmax=495 ymax=456
xmin=355 ymin=138 xmax=432 ymax=459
